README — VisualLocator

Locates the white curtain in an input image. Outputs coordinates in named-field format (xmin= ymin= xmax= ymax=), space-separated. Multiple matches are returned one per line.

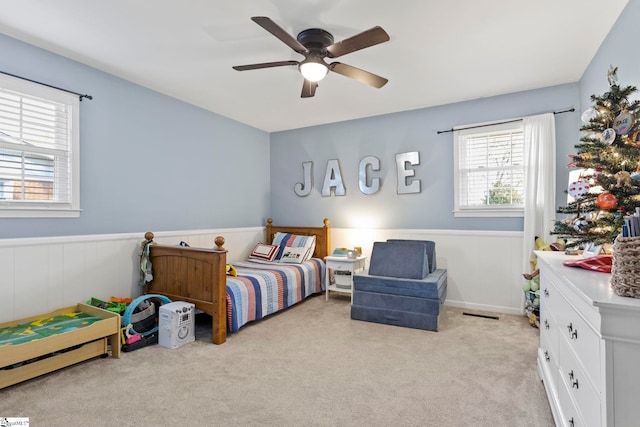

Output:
xmin=522 ymin=113 xmax=556 ymax=277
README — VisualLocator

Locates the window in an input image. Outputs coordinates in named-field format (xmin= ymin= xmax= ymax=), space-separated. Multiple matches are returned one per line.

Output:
xmin=0 ymin=74 xmax=80 ymax=217
xmin=453 ymin=120 xmax=524 ymax=217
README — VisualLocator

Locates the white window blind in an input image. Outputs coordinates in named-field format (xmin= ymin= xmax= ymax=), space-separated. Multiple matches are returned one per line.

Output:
xmin=0 ymin=74 xmax=80 ymax=217
xmin=453 ymin=120 xmax=524 ymax=217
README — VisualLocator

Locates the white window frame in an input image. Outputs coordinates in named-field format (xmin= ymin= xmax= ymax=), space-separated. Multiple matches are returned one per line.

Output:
xmin=0 ymin=74 xmax=80 ymax=218
xmin=453 ymin=119 xmax=525 ymax=218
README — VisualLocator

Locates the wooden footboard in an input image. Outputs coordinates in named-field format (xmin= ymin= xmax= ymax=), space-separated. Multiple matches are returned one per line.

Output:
xmin=146 ymin=236 xmax=227 ymax=344
xmin=144 ymin=218 xmax=330 ymax=344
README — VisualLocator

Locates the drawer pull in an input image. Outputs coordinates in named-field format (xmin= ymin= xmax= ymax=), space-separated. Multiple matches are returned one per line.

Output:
xmin=568 ymin=417 xmax=574 ymax=427
xmin=543 ymin=288 xmax=549 ymax=297
xmin=568 ymin=370 xmax=579 ymax=389
xmin=544 ymin=319 xmax=550 ymax=330
xmin=567 ymin=323 xmax=573 ymax=333
xmin=571 ymin=329 xmax=578 ymax=340
xmin=544 ymin=351 xmax=550 ymax=362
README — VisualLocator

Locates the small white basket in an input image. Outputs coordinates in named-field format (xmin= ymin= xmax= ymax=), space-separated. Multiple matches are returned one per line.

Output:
xmin=333 ymin=271 xmax=352 ymax=289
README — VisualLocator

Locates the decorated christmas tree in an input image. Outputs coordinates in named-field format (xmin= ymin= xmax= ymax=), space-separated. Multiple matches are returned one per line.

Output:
xmin=552 ymin=67 xmax=640 ymax=249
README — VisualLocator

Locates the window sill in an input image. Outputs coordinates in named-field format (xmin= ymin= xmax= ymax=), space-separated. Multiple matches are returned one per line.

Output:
xmin=0 ymin=208 xmax=82 ymax=218
xmin=453 ymin=208 xmax=524 ymax=218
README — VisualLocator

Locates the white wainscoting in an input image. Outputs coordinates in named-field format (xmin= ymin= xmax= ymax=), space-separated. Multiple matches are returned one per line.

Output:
xmin=0 ymin=227 xmax=263 ymax=324
xmin=330 ymin=228 xmax=525 ymax=315
xmin=1 ymin=226 xmax=524 ymax=324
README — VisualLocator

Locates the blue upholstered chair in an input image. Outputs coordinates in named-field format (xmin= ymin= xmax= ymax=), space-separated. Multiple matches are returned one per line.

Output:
xmin=351 ymin=240 xmax=447 ymax=331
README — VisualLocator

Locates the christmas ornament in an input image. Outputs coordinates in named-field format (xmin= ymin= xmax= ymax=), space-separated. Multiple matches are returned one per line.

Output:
xmin=614 ymin=110 xmax=633 ymax=134
xmin=614 ymin=170 xmax=632 ymax=188
xmin=572 ymin=215 xmax=589 ymax=233
xmin=601 ymin=128 xmax=616 ymax=144
xmin=568 ymin=179 xmax=590 ymax=198
xmin=596 ymin=192 xmax=618 ymax=209
xmin=581 ymin=107 xmax=598 ymax=123
xmin=593 ymin=167 xmax=603 ymax=181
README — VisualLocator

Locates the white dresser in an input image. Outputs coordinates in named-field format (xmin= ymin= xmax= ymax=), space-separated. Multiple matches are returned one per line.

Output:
xmin=536 ymin=251 xmax=640 ymax=427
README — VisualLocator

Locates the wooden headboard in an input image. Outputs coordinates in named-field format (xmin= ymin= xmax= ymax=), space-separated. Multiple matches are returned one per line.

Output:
xmin=265 ymin=217 xmax=331 ymax=259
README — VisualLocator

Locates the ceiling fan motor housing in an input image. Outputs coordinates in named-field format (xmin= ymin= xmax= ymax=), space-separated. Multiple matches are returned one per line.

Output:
xmin=296 ymin=28 xmax=334 ymax=51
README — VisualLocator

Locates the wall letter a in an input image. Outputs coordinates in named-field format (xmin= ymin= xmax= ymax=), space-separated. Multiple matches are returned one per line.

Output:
xmin=322 ymin=159 xmax=346 ymax=196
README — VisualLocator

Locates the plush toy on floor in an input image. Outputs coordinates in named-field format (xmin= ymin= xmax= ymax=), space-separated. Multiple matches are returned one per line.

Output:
xmin=522 ymin=237 xmax=565 ymax=328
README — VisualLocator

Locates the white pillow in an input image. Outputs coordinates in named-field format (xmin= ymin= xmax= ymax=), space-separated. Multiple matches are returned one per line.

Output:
xmin=272 ymin=232 xmax=316 ymax=261
xmin=248 ymin=243 xmax=280 ymax=262
xmin=279 ymin=246 xmax=309 ymax=264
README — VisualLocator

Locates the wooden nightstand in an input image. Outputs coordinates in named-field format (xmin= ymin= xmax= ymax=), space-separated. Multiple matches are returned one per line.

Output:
xmin=324 ymin=255 xmax=367 ymax=302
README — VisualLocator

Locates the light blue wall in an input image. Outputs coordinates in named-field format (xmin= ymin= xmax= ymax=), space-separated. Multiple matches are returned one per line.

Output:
xmin=580 ymin=1 xmax=639 ymax=112
xmin=0 ymin=34 xmax=270 ymax=238
xmin=5 ymin=0 xmax=635 ymax=238
xmin=270 ymin=3 xmax=640 ymax=232
xmin=270 ymin=84 xmax=580 ymax=230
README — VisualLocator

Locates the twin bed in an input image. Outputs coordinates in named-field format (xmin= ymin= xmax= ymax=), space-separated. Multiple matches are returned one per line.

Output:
xmin=144 ymin=218 xmax=331 ymax=344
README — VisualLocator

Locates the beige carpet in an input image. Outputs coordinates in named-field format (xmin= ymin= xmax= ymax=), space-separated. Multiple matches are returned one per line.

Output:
xmin=0 ymin=295 xmax=554 ymax=427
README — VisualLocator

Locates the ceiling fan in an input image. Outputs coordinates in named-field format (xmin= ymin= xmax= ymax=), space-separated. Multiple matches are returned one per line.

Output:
xmin=232 ymin=16 xmax=390 ymax=98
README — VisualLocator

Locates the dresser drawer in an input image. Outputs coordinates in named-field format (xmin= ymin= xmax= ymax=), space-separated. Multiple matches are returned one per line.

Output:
xmin=539 ymin=305 xmax=558 ymax=390
xmin=540 ymin=303 xmax=559 ymax=363
xmin=558 ymin=335 xmax=601 ymax=427
xmin=542 ymin=274 xmax=601 ymax=391
xmin=558 ymin=375 xmax=586 ymax=427
xmin=555 ymin=305 xmax=601 ymax=391
xmin=540 ymin=270 xmax=562 ymax=314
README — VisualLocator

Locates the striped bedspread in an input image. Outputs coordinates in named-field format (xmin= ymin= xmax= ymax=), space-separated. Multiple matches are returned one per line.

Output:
xmin=225 ymin=258 xmax=325 ymax=333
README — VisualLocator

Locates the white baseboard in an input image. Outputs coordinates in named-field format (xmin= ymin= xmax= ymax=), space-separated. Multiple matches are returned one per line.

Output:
xmin=444 ymin=300 xmax=524 ymax=316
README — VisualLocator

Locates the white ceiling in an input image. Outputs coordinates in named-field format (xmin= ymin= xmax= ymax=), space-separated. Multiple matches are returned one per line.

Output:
xmin=0 ymin=0 xmax=628 ymax=132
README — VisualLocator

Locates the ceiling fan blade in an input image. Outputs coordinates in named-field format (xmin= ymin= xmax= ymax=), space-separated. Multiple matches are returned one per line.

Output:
xmin=233 ymin=60 xmax=298 ymax=71
xmin=326 ymin=26 xmax=390 ymax=58
xmin=251 ymin=16 xmax=307 ymax=54
xmin=329 ymin=62 xmax=388 ymax=88
xmin=301 ymin=79 xmax=318 ymax=98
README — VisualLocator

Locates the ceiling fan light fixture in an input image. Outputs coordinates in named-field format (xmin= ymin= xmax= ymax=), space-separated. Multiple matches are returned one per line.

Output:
xmin=299 ymin=56 xmax=328 ymax=82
